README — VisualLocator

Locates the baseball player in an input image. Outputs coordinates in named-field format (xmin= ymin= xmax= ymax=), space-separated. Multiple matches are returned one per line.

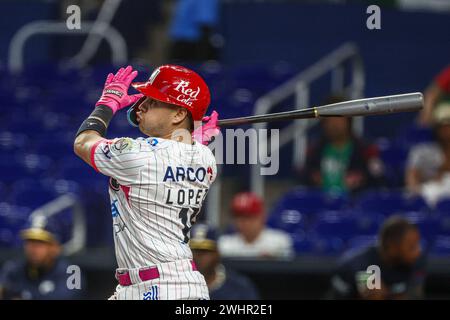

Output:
xmin=74 ymin=65 xmax=219 ymax=300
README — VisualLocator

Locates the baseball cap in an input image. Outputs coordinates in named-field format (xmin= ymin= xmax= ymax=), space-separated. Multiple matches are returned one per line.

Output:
xmin=189 ymin=223 xmax=218 ymax=251
xmin=21 ymin=215 xmax=62 ymax=244
xmin=231 ymin=192 xmax=264 ymax=217
xmin=433 ymin=102 xmax=450 ymax=125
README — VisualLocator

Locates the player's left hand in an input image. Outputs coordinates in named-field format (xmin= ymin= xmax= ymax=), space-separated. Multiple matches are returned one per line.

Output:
xmin=96 ymin=65 xmax=144 ymax=114
xmin=193 ymin=110 xmax=220 ymax=145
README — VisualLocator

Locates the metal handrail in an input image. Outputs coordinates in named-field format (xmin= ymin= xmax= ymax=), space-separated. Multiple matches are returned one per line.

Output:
xmin=29 ymin=194 xmax=86 ymax=256
xmin=253 ymin=43 xmax=363 ymax=116
xmin=251 ymin=42 xmax=365 ymax=196
xmin=68 ymin=0 xmax=124 ymax=68
xmin=8 ymin=21 xmax=127 ymax=73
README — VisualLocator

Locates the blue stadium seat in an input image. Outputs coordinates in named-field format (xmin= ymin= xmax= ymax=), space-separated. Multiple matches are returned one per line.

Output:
xmin=0 ymin=182 xmax=8 ymax=202
xmin=57 ymin=157 xmax=98 ymax=184
xmin=0 ymin=158 xmax=30 ymax=184
xmin=403 ymin=194 xmax=429 ymax=212
xmin=349 ymin=210 xmax=383 ymax=236
xmin=0 ymin=131 xmax=29 ymax=153
xmin=347 ymin=235 xmax=378 ymax=251
xmin=267 ymin=209 xmax=307 ymax=234
xmin=271 ymin=188 xmax=325 ymax=217
xmin=270 ymin=190 xmax=350 ymax=237
xmin=198 ymin=61 xmax=227 ymax=87
xmin=0 ymin=202 xmax=31 ymax=226
xmin=272 ymin=188 xmax=348 ymax=219
xmin=10 ymin=189 xmax=56 ymax=209
xmin=378 ymin=140 xmax=408 ymax=164
xmin=355 ymin=190 xmax=428 ymax=216
xmin=311 ymin=211 xmax=358 ymax=241
xmin=51 ymin=179 xmax=82 ymax=196
xmin=396 ymin=125 xmax=433 ymax=148
xmin=308 ymin=233 xmax=346 ymax=254
xmin=230 ymin=65 xmax=279 ymax=94
xmin=291 ymin=232 xmax=315 ymax=254
xmin=430 ymin=236 xmax=450 ymax=256
xmin=436 ymin=211 xmax=450 ymax=236
xmin=10 ymin=179 xmax=57 ymax=208
xmin=34 ymin=138 xmax=74 ymax=160
xmin=227 ymin=88 xmax=256 ymax=117
xmin=0 ymin=153 xmax=54 ymax=183
xmin=436 ymin=198 xmax=450 ymax=214
xmin=34 ymin=131 xmax=73 ymax=146
xmin=323 ymin=192 xmax=349 ymax=211
xmin=20 ymin=153 xmax=54 ymax=178
xmin=12 ymin=85 xmax=44 ymax=106
xmin=0 ymin=203 xmax=32 ymax=247
xmin=6 ymin=119 xmax=45 ymax=133
xmin=293 ymin=230 xmax=345 ymax=254
xmin=80 ymin=64 xmax=116 ymax=88
xmin=402 ymin=211 xmax=439 ymax=243
xmin=269 ymin=61 xmax=296 ymax=83
xmin=377 ymin=140 xmax=408 ymax=187
xmin=0 ymin=228 xmax=15 ymax=247
xmin=37 ymin=112 xmax=71 ymax=133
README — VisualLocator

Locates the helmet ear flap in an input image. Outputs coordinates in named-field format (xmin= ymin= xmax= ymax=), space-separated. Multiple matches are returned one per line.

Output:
xmin=127 ymin=96 xmax=146 ymax=127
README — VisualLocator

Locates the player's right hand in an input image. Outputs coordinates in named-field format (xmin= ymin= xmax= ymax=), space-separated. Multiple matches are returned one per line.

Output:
xmin=95 ymin=65 xmax=144 ymax=114
xmin=193 ymin=110 xmax=221 ymax=145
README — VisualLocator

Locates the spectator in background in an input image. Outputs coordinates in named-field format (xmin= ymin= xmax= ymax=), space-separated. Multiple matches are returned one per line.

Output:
xmin=419 ymin=65 xmax=450 ymax=126
xmin=168 ymin=0 xmax=220 ymax=62
xmin=300 ymin=96 xmax=385 ymax=195
xmin=328 ymin=216 xmax=426 ymax=300
xmin=0 ymin=215 xmax=85 ymax=300
xmin=406 ymin=102 xmax=450 ymax=207
xmin=218 ymin=192 xmax=293 ymax=259
xmin=190 ymin=223 xmax=260 ymax=300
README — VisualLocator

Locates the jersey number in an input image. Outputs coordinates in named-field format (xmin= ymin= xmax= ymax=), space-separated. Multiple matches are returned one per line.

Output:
xmin=179 ymin=207 xmax=200 ymax=243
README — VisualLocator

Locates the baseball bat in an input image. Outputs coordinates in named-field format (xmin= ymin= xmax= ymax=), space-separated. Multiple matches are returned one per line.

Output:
xmin=216 ymin=92 xmax=423 ymax=127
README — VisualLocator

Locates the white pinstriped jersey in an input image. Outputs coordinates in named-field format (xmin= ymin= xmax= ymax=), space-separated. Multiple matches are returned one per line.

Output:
xmin=91 ymin=136 xmax=217 ymax=269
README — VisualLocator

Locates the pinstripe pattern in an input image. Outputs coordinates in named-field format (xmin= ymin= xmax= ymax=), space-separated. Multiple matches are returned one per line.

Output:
xmin=114 ymin=260 xmax=209 ymax=300
xmin=93 ymin=137 xmax=216 ymax=300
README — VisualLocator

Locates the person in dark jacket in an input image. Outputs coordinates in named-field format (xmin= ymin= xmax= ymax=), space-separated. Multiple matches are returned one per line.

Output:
xmin=328 ymin=215 xmax=426 ymax=300
xmin=0 ymin=215 xmax=85 ymax=300
xmin=190 ymin=223 xmax=260 ymax=300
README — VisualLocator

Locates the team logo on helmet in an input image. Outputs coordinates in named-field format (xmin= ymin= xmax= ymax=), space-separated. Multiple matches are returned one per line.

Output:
xmin=174 ymin=80 xmax=200 ymax=107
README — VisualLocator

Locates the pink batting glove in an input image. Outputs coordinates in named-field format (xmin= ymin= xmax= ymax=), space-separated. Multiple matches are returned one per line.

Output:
xmin=95 ymin=65 xmax=144 ymax=114
xmin=193 ymin=111 xmax=221 ymax=145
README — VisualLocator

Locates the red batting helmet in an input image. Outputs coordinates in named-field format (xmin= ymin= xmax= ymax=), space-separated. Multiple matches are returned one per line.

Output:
xmin=127 ymin=65 xmax=211 ymax=127
xmin=231 ymin=192 xmax=264 ymax=217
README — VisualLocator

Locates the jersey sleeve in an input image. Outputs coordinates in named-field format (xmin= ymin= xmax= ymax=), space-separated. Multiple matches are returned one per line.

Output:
xmin=90 ymin=137 xmax=148 ymax=185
